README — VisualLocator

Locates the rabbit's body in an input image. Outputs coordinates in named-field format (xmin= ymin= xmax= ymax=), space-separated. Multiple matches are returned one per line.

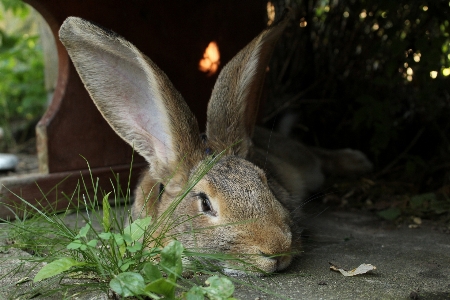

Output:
xmin=59 ymin=11 xmax=372 ymax=275
xmin=251 ymin=127 xmax=373 ymax=208
xmin=252 ymin=127 xmax=325 ymax=204
xmin=131 ymin=125 xmax=371 ymax=273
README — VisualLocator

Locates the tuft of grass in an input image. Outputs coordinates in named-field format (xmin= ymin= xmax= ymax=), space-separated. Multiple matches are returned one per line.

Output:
xmin=0 ymin=154 xmax=288 ymax=299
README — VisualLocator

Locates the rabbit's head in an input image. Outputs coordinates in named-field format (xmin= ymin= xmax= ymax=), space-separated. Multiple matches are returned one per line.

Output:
xmin=59 ymin=11 xmax=293 ymax=274
xmin=152 ymin=155 xmax=293 ymax=274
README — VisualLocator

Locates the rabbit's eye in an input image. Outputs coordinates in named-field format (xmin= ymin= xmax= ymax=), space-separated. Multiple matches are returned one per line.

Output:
xmin=157 ymin=183 xmax=164 ymax=201
xmin=199 ymin=193 xmax=216 ymax=216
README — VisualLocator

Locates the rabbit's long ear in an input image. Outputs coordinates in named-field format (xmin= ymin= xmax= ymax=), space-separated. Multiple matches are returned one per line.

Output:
xmin=206 ymin=10 xmax=291 ymax=157
xmin=59 ymin=17 xmax=203 ymax=182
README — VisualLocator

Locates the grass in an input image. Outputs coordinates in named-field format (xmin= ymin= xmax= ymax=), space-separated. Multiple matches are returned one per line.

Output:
xmin=0 ymin=155 xmax=288 ymax=299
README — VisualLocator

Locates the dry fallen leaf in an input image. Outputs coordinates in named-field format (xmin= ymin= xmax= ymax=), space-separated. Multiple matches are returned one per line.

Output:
xmin=329 ymin=262 xmax=376 ymax=277
xmin=412 ymin=217 xmax=422 ymax=225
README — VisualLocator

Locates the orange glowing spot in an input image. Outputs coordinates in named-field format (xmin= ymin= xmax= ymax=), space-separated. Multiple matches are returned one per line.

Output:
xmin=199 ymin=41 xmax=220 ymax=76
xmin=267 ymin=2 xmax=275 ymax=25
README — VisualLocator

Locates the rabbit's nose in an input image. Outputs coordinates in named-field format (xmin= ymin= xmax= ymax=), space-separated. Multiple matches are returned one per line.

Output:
xmin=257 ymin=229 xmax=292 ymax=254
xmin=260 ymin=251 xmax=281 ymax=263
xmin=259 ymin=251 xmax=292 ymax=271
xmin=255 ymin=232 xmax=292 ymax=270
xmin=259 ymin=248 xmax=290 ymax=260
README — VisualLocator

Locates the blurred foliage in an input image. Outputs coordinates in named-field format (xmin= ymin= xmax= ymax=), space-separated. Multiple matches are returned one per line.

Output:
xmin=1 ymin=0 xmax=27 ymax=16
xmin=330 ymin=177 xmax=450 ymax=225
xmin=265 ymin=0 xmax=450 ymax=194
xmin=0 ymin=0 xmax=46 ymax=151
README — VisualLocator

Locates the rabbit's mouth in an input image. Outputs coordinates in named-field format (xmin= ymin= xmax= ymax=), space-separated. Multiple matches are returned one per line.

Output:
xmin=255 ymin=253 xmax=293 ymax=274
xmin=220 ymin=252 xmax=293 ymax=276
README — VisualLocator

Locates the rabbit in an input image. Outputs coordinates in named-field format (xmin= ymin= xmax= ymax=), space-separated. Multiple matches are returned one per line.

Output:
xmin=59 ymin=11 xmax=372 ymax=275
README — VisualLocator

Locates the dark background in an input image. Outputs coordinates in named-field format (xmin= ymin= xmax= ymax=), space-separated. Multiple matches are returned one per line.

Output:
xmin=264 ymin=1 xmax=450 ymax=191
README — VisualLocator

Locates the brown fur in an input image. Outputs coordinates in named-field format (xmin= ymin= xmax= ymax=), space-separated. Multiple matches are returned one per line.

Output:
xmin=59 ymin=11 xmax=372 ymax=274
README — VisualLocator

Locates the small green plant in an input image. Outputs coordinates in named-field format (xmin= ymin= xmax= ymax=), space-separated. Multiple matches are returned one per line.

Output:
xmin=0 ymin=155 xmax=273 ymax=299
xmin=373 ymin=191 xmax=450 ymax=222
xmin=31 ymin=204 xmax=235 ymax=299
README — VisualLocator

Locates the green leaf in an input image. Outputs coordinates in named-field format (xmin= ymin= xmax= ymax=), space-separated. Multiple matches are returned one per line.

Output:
xmin=75 ymin=223 xmax=91 ymax=238
xmin=120 ymin=260 xmax=135 ymax=272
xmin=410 ymin=196 xmax=424 ymax=209
xmin=377 ymin=208 xmax=401 ymax=221
xmin=112 ymin=233 xmax=124 ymax=246
xmin=185 ymin=286 xmax=205 ymax=300
xmin=144 ymin=278 xmax=176 ymax=298
xmin=160 ymin=240 xmax=184 ymax=282
xmin=141 ymin=262 xmax=162 ymax=282
xmin=87 ymin=239 xmax=98 ymax=248
xmin=123 ymin=216 xmax=152 ymax=242
xmin=66 ymin=240 xmax=83 ymax=250
xmin=119 ymin=243 xmax=127 ymax=257
xmin=430 ymin=198 xmax=450 ymax=214
xmin=34 ymin=258 xmax=85 ymax=282
xmin=126 ymin=241 xmax=143 ymax=253
xmin=99 ymin=232 xmax=112 ymax=240
xmin=102 ymin=192 xmax=112 ymax=232
xmin=110 ymin=272 xmax=146 ymax=297
xmin=410 ymin=193 xmax=436 ymax=209
xmin=123 ymin=233 xmax=133 ymax=244
xmin=113 ymin=234 xmax=127 ymax=257
xmin=204 ymin=276 xmax=235 ymax=299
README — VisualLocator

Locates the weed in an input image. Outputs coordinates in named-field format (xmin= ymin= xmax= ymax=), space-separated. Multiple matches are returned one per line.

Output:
xmin=0 ymin=155 xmax=284 ymax=299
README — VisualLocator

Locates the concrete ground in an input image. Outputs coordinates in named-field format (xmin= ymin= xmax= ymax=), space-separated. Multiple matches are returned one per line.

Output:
xmin=0 ymin=207 xmax=449 ymax=299
xmin=235 ymin=210 xmax=450 ymax=299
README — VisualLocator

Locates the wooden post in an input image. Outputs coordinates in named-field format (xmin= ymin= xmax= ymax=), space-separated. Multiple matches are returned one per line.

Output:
xmin=0 ymin=0 xmax=265 ymax=219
